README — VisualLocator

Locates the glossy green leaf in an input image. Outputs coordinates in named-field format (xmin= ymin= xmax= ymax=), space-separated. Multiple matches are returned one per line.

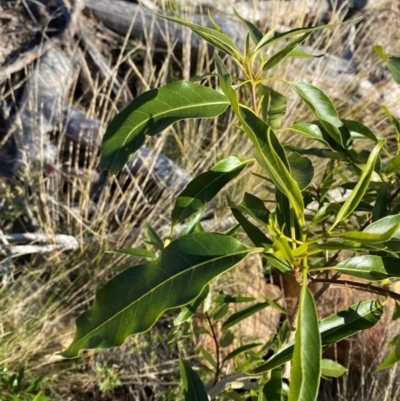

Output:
xmin=288 ymin=286 xmax=320 ymax=401
xmin=61 ymin=233 xmax=255 ymax=357
xmin=373 ymin=185 xmax=389 ymax=221
xmin=364 ymin=214 xmax=400 ymax=239
xmin=222 ymin=302 xmax=270 ymax=330
xmin=252 ymin=300 xmax=383 ymax=373
xmin=264 ymin=255 xmax=292 ymax=273
xmin=173 ymin=286 xmax=209 ymax=326
xmin=156 ymin=11 xmax=239 ymax=58
xmin=179 ymin=358 xmax=209 ymax=401
xmin=223 ymin=342 xmax=262 ymax=363
xmin=241 ymin=107 xmax=305 ymax=227
xmin=257 ymin=85 xmax=287 ymax=129
xmin=285 ymin=145 xmax=344 ymax=160
xmin=330 ymin=255 xmax=400 ymax=281
xmin=386 ymin=155 xmax=400 ymax=175
xmin=233 ymin=7 xmax=263 ymax=44
xmin=343 ymin=119 xmax=383 ymax=143
xmin=100 ymin=81 xmax=229 ymax=174
xmin=179 ymin=212 xmax=204 ymax=238
xmin=239 ymin=192 xmax=270 ymax=227
xmin=254 ymin=20 xmax=356 ymax=52
xmin=171 ymin=156 xmax=251 ymax=227
xmin=288 ymin=152 xmax=314 ymax=190
xmin=215 ymin=55 xmax=305 ymax=227
xmin=311 ymin=203 xmax=341 ymax=226
xmin=262 ymin=33 xmax=311 ymax=71
xmin=387 ymin=55 xmax=400 ymax=84
xmin=259 ymin=369 xmax=283 ymax=401
xmin=231 ymin=207 xmax=272 ymax=247
xmin=331 ymin=141 xmax=384 ymax=229
xmin=144 ymin=223 xmax=164 ymax=250
xmin=332 ymin=222 xmax=400 ymax=243
xmin=288 ymin=82 xmax=352 ymax=149
xmin=116 ymin=247 xmax=156 ymax=259
xmin=287 ymin=122 xmax=330 ymax=148
xmin=375 ymin=336 xmax=400 ymax=372
xmin=321 ymin=359 xmax=348 ymax=378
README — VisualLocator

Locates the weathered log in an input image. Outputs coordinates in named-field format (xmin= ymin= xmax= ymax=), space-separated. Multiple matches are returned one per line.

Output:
xmin=82 ymin=0 xmax=246 ymax=53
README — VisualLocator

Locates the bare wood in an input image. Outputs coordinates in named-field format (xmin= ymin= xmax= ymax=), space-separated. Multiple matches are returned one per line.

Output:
xmin=82 ymin=0 xmax=245 ymax=53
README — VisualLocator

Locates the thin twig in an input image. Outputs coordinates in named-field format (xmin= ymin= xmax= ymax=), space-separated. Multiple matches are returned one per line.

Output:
xmin=311 ymin=277 xmax=400 ymax=302
xmin=205 ymin=312 xmax=220 ymax=386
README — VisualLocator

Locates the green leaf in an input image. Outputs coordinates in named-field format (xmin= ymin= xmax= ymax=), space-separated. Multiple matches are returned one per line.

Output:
xmin=259 ymin=369 xmax=283 ymax=401
xmin=288 ymin=49 xmax=324 ymax=58
xmin=61 ymin=233 xmax=255 ymax=357
xmin=240 ymin=107 xmax=305 ymax=227
xmin=375 ymin=336 xmax=400 ymax=372
xmin=100 ymin=81 xmax=229 ymax=174
xmin=288 ymin=286 xmax=321 ymax=401
xmin=179 ymin=358 xmax=209 ymax=401
xmin=116 ymin=247 xmax=156 ymax=259
xmin=262 ymin=33 xmax=312 ymax=71
xmin=386 ymin=155 xmax=400 ymax=175
xmin=287 ymin=152 xmax=314 ymax=190
xmin=239 ymin=192 xmax=270 ymax=227
xmin=331 ymin=222 xmax=400 ymax=243
xmin=215 ymin=294 xmax=256 ymax=304
xmin=144 ymin=223 xmax=164 ymax=250
xmin=199 ymin=345 xmax=217 ymax=369
xmin=264 ymin=255 xmax=292 ymax=273
xmin=223 ymin=343 xmax=262 ymax=363
xmin=233 ymin=7 xmax=263 ymax=44
xmin=215 ymin=55 xmax=304 ymax=227
xmin=387 ymin=55 xmax=400 ymax=85
xmin=257 ymin=85 xmax=287 ymax=129
xmin=155 ymin=11 xmax=239 ymax=59
xmin=287 ymin=122 xmax=330 ymax=148
xmin=330 ymin=255 xmax=400 ymax=281
xmin=288 ymin=82 xmax=352 ymax=149
xmin=331 ymin=141 xmax=384 ymax=229
xmin=374 ymin=45 xmax=388 ymax=62
xmin=220 ymin=330 xmax=235 ymax=347
xmin=393 ymin=302 xmax=400 ymax=321
xmin=343 ymin=119 xmax=384 ymax=143
xmin=171 ymin=156 xmax=251 ymax=227
xmin=252 ymin=300 xmax=383 ymax=373
xmin=373 ymin=185 xmax=389 ymax=221
xmin=231 ymin=207 xmax=272 ymax=247
xmin=179 ymin=212 xmax=204 ymax=238
xmin=311 ymin=203 xmax=341 ymax=226
xmin=255 ymin=20 xmax=357 ymax=52
xmin=320 ymin=359 xmax=348 ymax=378
xmin=222 ymin=302 xmax=270 ymax=331
xmin=364 ymin=214 xmax=400 ymax=239
xmin=173 ymin=286 xmax=209 ymax=326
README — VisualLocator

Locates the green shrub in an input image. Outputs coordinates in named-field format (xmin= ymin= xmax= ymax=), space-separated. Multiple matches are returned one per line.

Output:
xmin=62 ymin=6 xmax=400 ymax=400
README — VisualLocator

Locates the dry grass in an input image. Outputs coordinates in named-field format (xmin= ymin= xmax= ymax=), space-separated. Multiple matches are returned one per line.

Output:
xmin=0 ymin=0 xmax=399 ymax=399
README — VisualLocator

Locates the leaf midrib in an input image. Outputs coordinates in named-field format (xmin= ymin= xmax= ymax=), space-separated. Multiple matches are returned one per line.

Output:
xmin=72 ymin=247 xmax=251 ymax=348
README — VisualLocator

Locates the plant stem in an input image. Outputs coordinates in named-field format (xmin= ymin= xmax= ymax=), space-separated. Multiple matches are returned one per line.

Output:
xmin=310 ymin=277 xmax=400 ymax=301
xmin=205 ymin=312 xmax=220 ymax=385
